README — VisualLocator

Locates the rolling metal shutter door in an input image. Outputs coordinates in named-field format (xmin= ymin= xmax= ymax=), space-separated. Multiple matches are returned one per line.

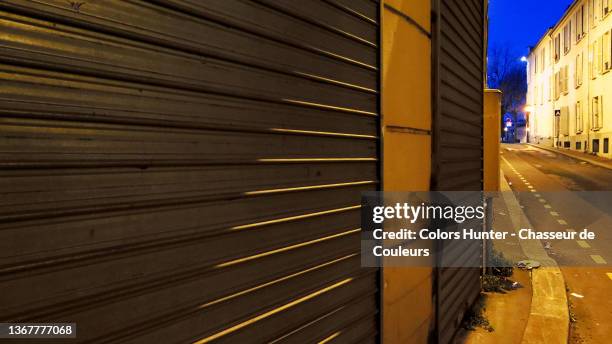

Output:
xmin=433 ymin=0 xmax=485 ymax=343
xmin=0 ymin=1 xmax=380 ymax=343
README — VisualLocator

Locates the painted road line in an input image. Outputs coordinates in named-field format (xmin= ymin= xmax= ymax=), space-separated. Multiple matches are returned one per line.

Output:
xmin=591 ymin=255 xmax=607 ymax=264
xmin=607 ymin=273 xmax=612 ymax=281
xmin=576 ymin=240 xmax=591 ymax=248
xmin=528 ymin=186 xmax=534 ymax=189
xmin=539 ymin=199 xmax=547 ymax=203
xmin=544 ymin=204 xmax=552 ymax=209
xmin=535 ymin=194 xmax=541 ymax=197
xmin=558 ymin=219 xmax=568 ymax=225
xmin=530 ymin=189 xmax=537 ymax=192
xmin=550 ymin=211 xmax=559 ymax=216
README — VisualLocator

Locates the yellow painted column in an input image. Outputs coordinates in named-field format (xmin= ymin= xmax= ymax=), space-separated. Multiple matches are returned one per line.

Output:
xmin=484 ymin=90 xmax=502 ymax=192
xmin=381 ymin=0 xmax=433 ymax=343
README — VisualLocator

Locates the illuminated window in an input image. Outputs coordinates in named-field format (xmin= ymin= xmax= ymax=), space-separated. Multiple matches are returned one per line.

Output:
xmin=576 ymin=101 xmax=583 ymax=133
xmin=563 ymin=23 xmax=572 ymax=54
xmin=592 ymin=96 xmax=603 ymax=129
xmin=603 ymin=31 xmax=611 ymax=72
xmin=554 ymin=33 xmax=561 ymax=62
xmin=576 ymin=5 xmax=586 ymax=42
xmin=576 ymin=52 xmax=584 ymax=87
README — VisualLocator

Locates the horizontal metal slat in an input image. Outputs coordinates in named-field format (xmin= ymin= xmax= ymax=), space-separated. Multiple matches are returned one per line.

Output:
xmin=151 ymin=0 xmax=377 ymax=67
xmin=0 ymin=163 xmax=376 ymax=217
xmin=256 ymin=0 xmax=377 ymax=45
xmin=5 ymin=246 xmax=364 ymax=343
xmin=0 ymin=14 xmax=376 ymax=113
xmin=218 ymin=279 xmax=378 ymax=343
xmin=326 ymin=0 xmax=378 ymax=24
xmin=0 ymin=66 xmax=377 ymax=145
xmin=0 ymin=0 xmax=377 ymax=82
xmin=122 ymin=270 xmax=377 ymax=344
xmin=267 ymin=296 xmax=377 ymax=343
xmin=0 ymin=118 xmax=376 ymax=168
xmin=441 ymin=1 xmax=482 ymax=56
xmin=1 ymin=228 xmax=363 ymax=315
xmin=0 ymin=185 xmax=372 ymax=260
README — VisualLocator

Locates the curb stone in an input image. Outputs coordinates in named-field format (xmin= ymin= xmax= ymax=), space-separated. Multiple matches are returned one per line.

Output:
xmin=499 ymin=169 xmax=569 ymax=344
xmin=528 ymin=143 xmax=612 ymax=171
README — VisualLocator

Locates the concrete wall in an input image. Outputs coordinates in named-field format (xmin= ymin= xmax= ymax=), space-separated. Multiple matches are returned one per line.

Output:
xmin=527 ymin=0 xmax=612 ymax=157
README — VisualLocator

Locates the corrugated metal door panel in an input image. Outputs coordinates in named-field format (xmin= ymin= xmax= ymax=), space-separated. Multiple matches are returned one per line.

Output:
xmin=0 ymin=14 xmax=376 ymax=113
xmin=433 ymin=0 xmax=484 ymax=342
xmin=0 ymin=67 xmax=376 ymax=138
xmin=0 ymin=2 xmax=376 ymax=89
xmin=0 ymin=1 xmax=380 ymax=343
xmin=434 ymin=0 xmax=484 ymax=191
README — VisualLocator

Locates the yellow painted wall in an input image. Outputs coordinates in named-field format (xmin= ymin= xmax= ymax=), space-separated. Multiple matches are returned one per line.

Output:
xmin=484 ymin=90 xmax=502 ymax=192
xmin=381 ymin=0 xmax=433 ymax=342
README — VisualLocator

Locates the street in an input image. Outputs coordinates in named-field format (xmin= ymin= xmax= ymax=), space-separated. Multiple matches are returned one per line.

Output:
xmin=500 ymin=143 xmax=612 ymax=344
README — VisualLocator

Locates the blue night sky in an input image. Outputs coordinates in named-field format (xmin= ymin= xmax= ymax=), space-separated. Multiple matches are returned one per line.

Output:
xmin=488 ymin=0 xmax=575 ymax=57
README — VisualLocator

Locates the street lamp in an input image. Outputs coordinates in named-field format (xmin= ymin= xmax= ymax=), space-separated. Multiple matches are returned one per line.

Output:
xmin=520 ymin=56 xmax=528 ymax=62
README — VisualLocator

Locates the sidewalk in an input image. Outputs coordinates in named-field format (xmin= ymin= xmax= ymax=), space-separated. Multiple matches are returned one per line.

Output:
xmin=461 ymin=170 xmax=569 ymax=344
xmin=529 ymin=143 xmax=612 ymax=170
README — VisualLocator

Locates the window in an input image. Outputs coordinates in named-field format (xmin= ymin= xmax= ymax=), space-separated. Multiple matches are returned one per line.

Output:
xmin=592 ymin=95 xmax=603 ymax=129
xmin=563 ymin=22 xmax=572 ymax=54
xmin=576 ymin=5 xmax=586 ymax=42
xmin=561 ymin=65 xmax=569 ymax=94
xmin=549 ymin=40 xmax=554 ymax=66
xmin=593 ymin=139 xmax=600 ymax=152
xmin=560 ymin=106 xmax=570 ymax=136
xmin=603 ymin=31 xmax=611 ymax=72
xmin=554 ymin=71 xmax=561 ymax=99
xmin=554 ymin=33 xmax=561 ymax=62
xmin=589 ymin=0 xmax=595 ymax=27
xmin=598 ymin=36 xmax=605 ymax=73
xmin=576 ymin=101 xmax=584 ymax=133
xmin=549 ymin=75 xmax=553 ymax=101
xmin=576 ymin=52 xmax=584 ymax=87
xmin=577 ymin=141 xmax=582 ymax=150
xmin=605 ymin=138 xmax=610 ymax=154
xmin=590 ymin=41 xmax=599 ymax=78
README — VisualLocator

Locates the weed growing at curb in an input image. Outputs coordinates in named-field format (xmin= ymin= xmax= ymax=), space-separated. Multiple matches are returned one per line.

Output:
xmin=482 ymin=248 xmax=516 ymax=292
xmin=463 ymin=294 xmax=494 ymax=332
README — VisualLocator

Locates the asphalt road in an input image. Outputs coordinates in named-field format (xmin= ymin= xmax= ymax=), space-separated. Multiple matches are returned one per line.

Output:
xmin=500 ymin=143 xmax=612 ymax=344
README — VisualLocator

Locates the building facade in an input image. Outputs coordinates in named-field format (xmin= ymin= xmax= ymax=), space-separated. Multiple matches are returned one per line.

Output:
xmin=527 ymin=0 xmax=612 ymax=157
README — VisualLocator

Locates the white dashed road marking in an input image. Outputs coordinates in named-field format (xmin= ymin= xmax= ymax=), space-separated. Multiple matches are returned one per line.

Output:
xmin=576 ymin=240 xmax=591 ymax=248
xmin=550 ymin=211 xmax=559 ymax=216
xmin=591 ymin=255 xmax=607 ymax=264
xmin=558 ymin=219 xmax=568 ymax=225
xmin=544 ymin=204 xmax=552 ymax=209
